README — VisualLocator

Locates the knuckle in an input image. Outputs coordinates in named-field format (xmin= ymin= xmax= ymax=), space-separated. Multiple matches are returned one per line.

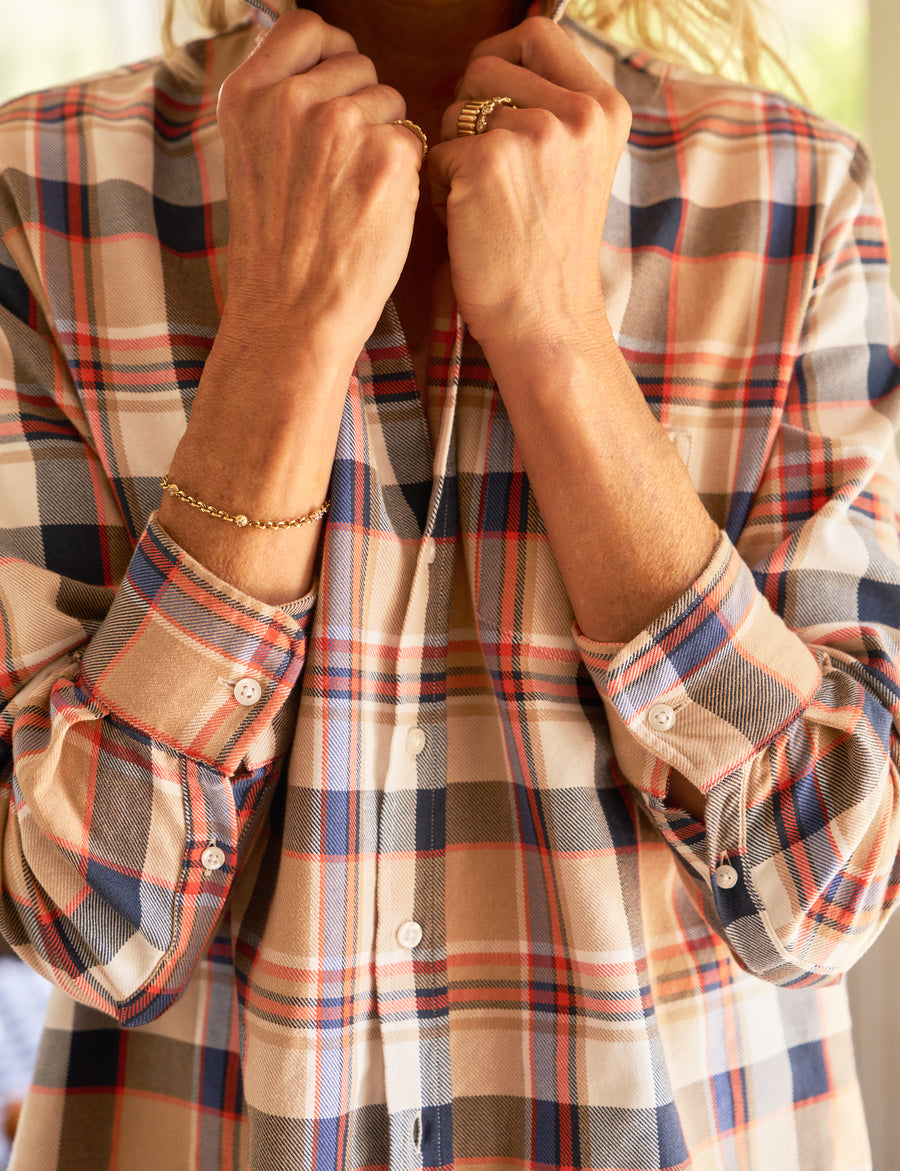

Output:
xmin=374 ymin=136 xmax=422 ymax=192
xmin=217 ymin=71 xmax=248 ymax=111
xmin=565 ymin=88 xmax=631 ymax=144
xmin=310 ymin=94 xmax=362 ymax=138
xmin=467 ymin=55 xmax=502 ymax=89
xmin=354 ymin=53 xmax=378 ymax=83
xmin=338 ymin=94 xmax=368 ymax=129
xmin=217 ymin=74 xmax=256 ymax=130
xmin=280 ymin=79 xmax=312 ymax=121
xmin=608 ymin=90 xmax=633 ymax=139
xmin=380 ymin=84 xmax=404 ymax=112
xmin=527 ymin=105 xmax=559 ymax=146
xmin=379 ymin=133 xmax=412 ymax=173
xmin=567 ymin=90 xmax=603 ymax=133
xmin=285 ymin=7 xmax=324 ymax=32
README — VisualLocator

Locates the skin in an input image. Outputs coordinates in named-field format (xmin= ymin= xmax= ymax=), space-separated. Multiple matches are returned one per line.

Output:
xmin=158 ymin=0 xmax=714 ymax=817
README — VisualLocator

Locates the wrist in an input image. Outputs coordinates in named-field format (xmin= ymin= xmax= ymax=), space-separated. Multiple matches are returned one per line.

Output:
xmin=211 ymin=303 xmax=358 ymax=406
xmin=160 ymin=475 xmax=330 ymax=532
xmin=476 ymin=299 xmax=617 ymax=387
xmin=479 ymin=308 xmax=626 ymax=420
xmin=167 ymin=314 xmax=352 ymax=531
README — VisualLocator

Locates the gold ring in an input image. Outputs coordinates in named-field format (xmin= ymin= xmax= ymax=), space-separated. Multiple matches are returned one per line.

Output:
xmin=391 ymin=119 xmax=428 ymax=163
xmin=456 ymin=96 xmax=517 ymax=137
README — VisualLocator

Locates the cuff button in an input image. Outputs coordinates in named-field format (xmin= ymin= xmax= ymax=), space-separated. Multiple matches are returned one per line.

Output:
xmin=234 ymin=677 xmax=263 ymax=706
xmin=648 ymin=702 xmax=676 ymax=732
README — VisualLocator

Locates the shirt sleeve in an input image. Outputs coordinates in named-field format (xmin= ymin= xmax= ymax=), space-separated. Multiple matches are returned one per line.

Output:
xmin=576 ymin=142 xmax=900 ymax=988
xmin=0 ymin=165 xmax=313 ymax=1027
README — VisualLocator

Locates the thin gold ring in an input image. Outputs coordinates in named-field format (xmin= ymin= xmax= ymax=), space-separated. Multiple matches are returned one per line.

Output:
xmin=456 ymin=96 xmax=517 ymax=137
xmin=391 ymin=119 xmax=428 ymax=163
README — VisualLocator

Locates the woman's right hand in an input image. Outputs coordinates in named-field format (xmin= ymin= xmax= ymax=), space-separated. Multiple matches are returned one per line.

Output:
xmin=216 ymin=8 xmax=423 ymax=367
xmin=160 ymin=10 xmax=423 ymax=604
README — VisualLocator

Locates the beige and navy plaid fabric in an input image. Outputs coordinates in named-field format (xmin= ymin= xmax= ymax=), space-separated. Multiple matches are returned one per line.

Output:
xmin=1 ymin=11 xmax=899 ymax=1171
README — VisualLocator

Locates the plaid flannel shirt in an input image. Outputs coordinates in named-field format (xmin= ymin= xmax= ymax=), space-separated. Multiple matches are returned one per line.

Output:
xmin=1 ymin=12 xmax=899 ymax=1171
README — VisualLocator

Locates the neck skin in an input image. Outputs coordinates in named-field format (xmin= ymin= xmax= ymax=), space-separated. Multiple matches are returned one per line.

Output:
xmin=309 ymin=0 xmax=524 ymax=134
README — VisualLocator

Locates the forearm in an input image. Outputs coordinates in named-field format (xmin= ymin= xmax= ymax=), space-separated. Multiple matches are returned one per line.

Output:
xmin=575 ymin=528 xmax=900 ymax=982
xmin=483 ymin=318 xmax=717 ymax=821
xmin=158 ymin=314 xmax=351 ymax=605
xmin=483 ymin=313 xmax=720 ymax=646
xmin=157 ymin=9 xmax=425 ymax=605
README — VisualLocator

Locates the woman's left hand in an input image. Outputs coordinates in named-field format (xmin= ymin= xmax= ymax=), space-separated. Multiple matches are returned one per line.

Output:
xmin=426 ymin=17 xmax=631 ymax=349
xmin=426 ymin=16 xmax=719 ymax=673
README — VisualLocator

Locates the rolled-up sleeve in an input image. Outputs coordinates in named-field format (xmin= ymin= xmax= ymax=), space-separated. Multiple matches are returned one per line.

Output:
xmin=576 ymin=142 xmax=900 ymax=987
xmin=79 ymin=519 xmax=310 ymax=777
xmin=0 ymin=130 xmax=315 ymax=1022
xmin=576 ymin=533 xmax=824 ymax=800
xmin=3 ymin=518 xmax=314 ymax=1024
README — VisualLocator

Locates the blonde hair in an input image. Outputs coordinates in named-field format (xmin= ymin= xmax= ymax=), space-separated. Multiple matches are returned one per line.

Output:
xmin=571 ymin=0 xmax=797 ymax=90
xmin=162 ymin=0 xmax=792 ymax=89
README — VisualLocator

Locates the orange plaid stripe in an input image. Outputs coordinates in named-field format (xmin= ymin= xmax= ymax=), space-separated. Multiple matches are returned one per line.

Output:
xmin=1 ymin=12 xmax=898 ymax=1171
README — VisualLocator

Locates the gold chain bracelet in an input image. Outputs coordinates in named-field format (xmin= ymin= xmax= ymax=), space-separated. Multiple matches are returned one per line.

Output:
xmin=160 ymin=475 xmax=330 ymax=530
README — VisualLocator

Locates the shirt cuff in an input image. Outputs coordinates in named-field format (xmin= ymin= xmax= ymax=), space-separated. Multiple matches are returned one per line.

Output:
xmin=574 ymin=532 xmax=822 ymax=800
xmin=79 ymin=517 xmax=314 ymax=776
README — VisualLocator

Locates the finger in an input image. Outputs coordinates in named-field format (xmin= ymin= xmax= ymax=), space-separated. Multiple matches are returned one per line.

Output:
xmin=426 ymin=136 xmax=475 ymax=202
xmin=447 ymin=53 xmax=630 ymax=147
xmin=239 ymin=9 xmax=358 ymax=84
xmin=468 ymin=16 xmax=602 ymax=92
xmin=442 ymin=99 xmax=521 ymax=143
xmin=295 ymin=50 xmax=381 ymax=103
xmin=320 ymin=81 xmax=407 ymax=128
xmin=274 ymin=77 xmax=412 ymax=157
xmin=390 ymin=120 xmax=429 ymax=167
xmin=425 ymin=134 xmax=488 ymax=229
xmin=440 ymin=59 xmax=580 ymax=140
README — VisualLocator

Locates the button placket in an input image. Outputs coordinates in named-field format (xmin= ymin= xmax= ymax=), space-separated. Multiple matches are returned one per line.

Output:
xmin=406 ymin=726 xmax=426 ymax=757
xmin=715 ymin=863 xmax=739 ymax=889
xmin=201 ymin=844 xmax=226 ymax=872
xmin=366 ymin=319 xmax=460 ymax=1159
xmin=396 ymin=920 xmax=423 ymax=950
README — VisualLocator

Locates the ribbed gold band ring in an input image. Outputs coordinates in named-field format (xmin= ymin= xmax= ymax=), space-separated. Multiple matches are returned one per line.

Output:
xmin=456 ymin=96 xmax=517 ymax=137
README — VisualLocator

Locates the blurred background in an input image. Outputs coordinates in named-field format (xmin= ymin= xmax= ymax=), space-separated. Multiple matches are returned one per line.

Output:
xmin=0 ymin=0 xmax=898 ymax=1167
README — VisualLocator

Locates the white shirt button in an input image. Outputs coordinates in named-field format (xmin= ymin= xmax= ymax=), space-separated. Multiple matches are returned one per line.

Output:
xmin=424 ymin=539 xmax=437 ymax=564
xmin=234 ymin=677 xmax=262 ymax=706
xmin=396 ymin=920 xmax=423 ymax=949
xmin=648 ymin=702 xmax=676 ymax=732
xmin=406 ymin=726 xmax=426 ymax=756
xmin=715 ymin=864 xmax=739 ymax=890
xmin=201 ymin=845 xmax=226 ymax=872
